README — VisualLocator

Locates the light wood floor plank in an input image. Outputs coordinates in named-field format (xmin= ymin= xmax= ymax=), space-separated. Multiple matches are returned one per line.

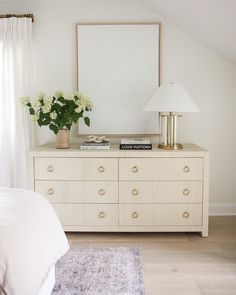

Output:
xmin=66 ymin=216 xmax=236 ymax=294
xmin=196 ymin=278 xmax=236 ymax=295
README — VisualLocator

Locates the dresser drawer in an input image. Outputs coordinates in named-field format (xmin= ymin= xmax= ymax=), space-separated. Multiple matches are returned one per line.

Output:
xmin=35 ymin=181 xmax=118 ymax=203
xmin=52 ymin=204 xmax=118 ymax=226
xmin=119 ymin=158 xmax=203 ymax=180
xmin=119 ymin=181 xmax=203 ymax=204
xmin=35 ymin=158 xmax=118 ymax=180
xmin=119 ymin=204 xmax=202 ymax=226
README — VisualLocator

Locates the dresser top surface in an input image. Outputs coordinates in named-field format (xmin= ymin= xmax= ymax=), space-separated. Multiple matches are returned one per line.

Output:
xmin=29 ymin=143 xmax=208 ymax=158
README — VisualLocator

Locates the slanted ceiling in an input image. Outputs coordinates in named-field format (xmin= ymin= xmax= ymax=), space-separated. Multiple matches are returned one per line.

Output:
xmin=1 ymin=0 xmax=235 ymax=64
xmin=142 ymin=0 xmax=236 ymax=65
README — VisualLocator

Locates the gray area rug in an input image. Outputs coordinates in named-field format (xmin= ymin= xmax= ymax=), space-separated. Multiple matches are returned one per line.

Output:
xmin=52 ymin=246 xmax=144 ymax=295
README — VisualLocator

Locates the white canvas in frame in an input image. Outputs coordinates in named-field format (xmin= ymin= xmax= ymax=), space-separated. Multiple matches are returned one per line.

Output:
xmin=77 ymin=23 xmax=160 ymax=134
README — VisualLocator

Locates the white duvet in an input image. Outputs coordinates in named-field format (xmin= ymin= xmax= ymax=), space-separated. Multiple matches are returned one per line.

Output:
xmin=0 ymin=188 xmax=69 ymax=295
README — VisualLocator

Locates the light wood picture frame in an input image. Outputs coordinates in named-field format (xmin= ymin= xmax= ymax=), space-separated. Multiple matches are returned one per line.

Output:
xmin=77 ymin=23 xmax=161 ymax=135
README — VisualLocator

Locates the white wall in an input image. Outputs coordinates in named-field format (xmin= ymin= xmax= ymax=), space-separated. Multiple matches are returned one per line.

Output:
xmin=161 ymin=22 xmax=236 ymax=214
xmin=2 ymin=0 xmax=236 ymax=214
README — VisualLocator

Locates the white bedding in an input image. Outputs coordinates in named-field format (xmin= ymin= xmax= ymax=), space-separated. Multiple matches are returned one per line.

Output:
xmin=0 ymin=188 xmax=69 ymax=295
xmin=38 ymin=266 xmax=55 ymax=295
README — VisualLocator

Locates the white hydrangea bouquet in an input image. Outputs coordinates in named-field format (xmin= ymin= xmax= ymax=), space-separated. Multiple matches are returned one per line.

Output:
xmin=20 ymin=90 xmax=93 ymax=134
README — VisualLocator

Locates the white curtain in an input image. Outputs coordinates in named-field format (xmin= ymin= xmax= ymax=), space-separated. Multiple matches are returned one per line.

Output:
xmin=0 ymin=17 xmax=33 ymax=188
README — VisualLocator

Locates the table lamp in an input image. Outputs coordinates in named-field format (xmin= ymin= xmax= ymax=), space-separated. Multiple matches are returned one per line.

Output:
xmin=144 ymin=83 xmax=199 ymax=150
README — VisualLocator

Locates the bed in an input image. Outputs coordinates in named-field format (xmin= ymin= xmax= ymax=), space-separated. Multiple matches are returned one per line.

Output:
xmin=0 ymin=188 xmax=69 ymax=295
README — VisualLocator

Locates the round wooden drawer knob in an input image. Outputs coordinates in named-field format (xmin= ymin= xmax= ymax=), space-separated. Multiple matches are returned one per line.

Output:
xmin=182 ymin=211 xmax=190 ymax=219
xmin=132 ymin=211 xmax=139 ymax=219
xmin=98 ymin=166 xmax=105 ymax=173
xmin=98 ymin=189 xmax=106 ymax=196
xmin=183 ymin=166 xmax=190 ymax=173
xmin=183 ymin=189 xmax=190 ymax=196
xmin=132 ymin=189 xmax=139 ymax=196
xmin=132 ymin=166 xmax=138 ymax=173
xmin=47 ymin=165 xmax=54 ymax=172
xmin=47 ymin=188 xmax=55 ymax=195
xmin=98 ymin=211 xmax=106 ymax=219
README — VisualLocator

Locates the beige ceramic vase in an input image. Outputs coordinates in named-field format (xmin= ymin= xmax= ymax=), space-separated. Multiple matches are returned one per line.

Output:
xmin=56 ymin=129 xmax=70 ymax=149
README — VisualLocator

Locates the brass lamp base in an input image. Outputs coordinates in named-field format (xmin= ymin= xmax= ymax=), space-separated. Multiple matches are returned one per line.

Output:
xmin=158 ymin=143 xmax=183 ymax=150
xmin=159 ymin=112 xmax=183 ymax=150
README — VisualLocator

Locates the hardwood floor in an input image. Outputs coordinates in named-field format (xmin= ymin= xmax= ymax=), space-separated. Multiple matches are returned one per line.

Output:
xmin=66 ymin=216 xmax=236 ymax=295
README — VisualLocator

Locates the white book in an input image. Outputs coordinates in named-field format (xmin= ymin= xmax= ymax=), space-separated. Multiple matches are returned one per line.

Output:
xmin=80 ymin=145 xmax=110 ymax=150
xmin=120 ymin=138 xmax=150 ymax=144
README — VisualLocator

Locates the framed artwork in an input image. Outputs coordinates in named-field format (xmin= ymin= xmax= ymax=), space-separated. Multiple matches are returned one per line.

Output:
xmin=77 ymin=23 xmax=161 ymax=134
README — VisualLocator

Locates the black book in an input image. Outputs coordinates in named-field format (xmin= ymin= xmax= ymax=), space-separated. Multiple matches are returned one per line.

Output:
xmin=120 ymin=144 xmax=152 ymax=150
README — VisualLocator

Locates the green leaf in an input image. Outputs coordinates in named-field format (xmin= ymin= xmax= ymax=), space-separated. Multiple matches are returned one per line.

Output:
xmin=52 ymin=103 xmax=61 ymax=111
xmin=59 ymin=119 xmax=66 ymax=129
xmin=43 ymin=117 xmax=51 ymax=125
xmin=72 ymin=113 xmax=79 ymax=123
xmin=65 ymin=123 xmax=71 ymax=130
xmin=67 ymin=100 xmax=74 ymax=107
xmin=29 ymin=108 xmax=35 ymax=115
xmin=38 ymin=119 xmax=43 ymax=127
xmin=49 ymin=124 xmax=59 ymax=134
xmin=39 ymin=112 xmax=45 ymax=120
xmin=77 ymin=110 xmax=83 ymax=118
xmin=84 ymin=117 xmax=90 ymax=127
xmin=54 ymin=118 xmax=60 ymax=126
xmin=64 ymin=112 xmax=71 ymax=120
xmin=57 ymin=97 xmax=65 ymax=104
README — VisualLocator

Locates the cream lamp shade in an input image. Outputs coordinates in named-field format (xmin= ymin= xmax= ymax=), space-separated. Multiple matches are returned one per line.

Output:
xmin=144 ymin=83 xmax=199 ymax=112
xmin=144 ymin=83 xmax=199 ymax=150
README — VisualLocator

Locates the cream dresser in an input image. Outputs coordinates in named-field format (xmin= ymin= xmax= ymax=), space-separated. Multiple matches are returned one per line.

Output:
xmin=29 ymin=144 xmax=209 ymax=237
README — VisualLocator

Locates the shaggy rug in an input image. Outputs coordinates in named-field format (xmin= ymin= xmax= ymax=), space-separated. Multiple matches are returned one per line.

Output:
xmin=52 ymin=246 xmax=144 ymax=295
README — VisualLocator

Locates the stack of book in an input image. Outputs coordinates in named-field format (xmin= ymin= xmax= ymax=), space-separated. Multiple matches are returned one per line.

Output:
xmin=120 ymin=138 xmax=152 ymax=150
xmin=80 ymin=136 xmax=110 ymax=150
xmin=80 ymin=142 xmax=110 ymax=150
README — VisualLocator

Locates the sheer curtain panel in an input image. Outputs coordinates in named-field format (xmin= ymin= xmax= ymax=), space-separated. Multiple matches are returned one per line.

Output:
xmin=0 ymin=17 xmax=33 ymax=188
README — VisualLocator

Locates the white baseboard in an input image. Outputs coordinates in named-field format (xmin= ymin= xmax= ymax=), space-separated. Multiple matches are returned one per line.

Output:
xmin=209 ymin=203 xmax=236 ymax=216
